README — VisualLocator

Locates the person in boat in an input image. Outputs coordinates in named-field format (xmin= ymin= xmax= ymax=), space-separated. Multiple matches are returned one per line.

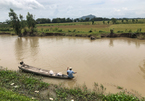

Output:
xmin=67 ymin=67 xmax=77 ymax=78
xmin=20 ymin=61 xmax=24 ymax=65
xmin=20 ymin=61 xmax=28 ymax=67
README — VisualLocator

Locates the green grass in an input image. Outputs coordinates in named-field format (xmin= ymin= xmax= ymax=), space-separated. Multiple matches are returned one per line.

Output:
xmin=0 ymin=66 xmax=144 ymax=101
xmin=0 ymin=67 xmax=49 ymax=100
xmin=0 ymin=87 xmax=37 ymax=101
xmin=117 ymin=86 xmax=123 ymax=89
xmin=36 ymin=21 xmax=145 ymax=36
xmin=1 ymin=20 xmax=145 ymax=38
xmin=103 ymin=92 xmax=141 ymax=101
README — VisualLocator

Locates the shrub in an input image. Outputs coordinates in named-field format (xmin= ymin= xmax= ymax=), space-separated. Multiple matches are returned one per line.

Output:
xmin=0 ymin=28 xmax=10 ymax=31
xmin=57 ymin=29 xmax=62 ymax=32
xmin=136 ymin=28 xmax=142 ymax=33
xmin=53 ymin=27 xmax=58 ymax=31
xmin=45 ymin=28 xmax=49 ymax=32
xmin=99 ymin=30 xmax=105 ymax=33
xmin=73 ymin=29 xmax=76 ymax=32
xmin=103 ymin=92 xmax=139 ymax=101
xmin=129 ymin=29 xmax=132 ymax=33
xmin=117 ymin=31 xmax=123 ymax=33
xmin=41 ymin=28 xmax=43 ymax=31
xmin=68 ymin=30 xmax=71 ymax=32
xmin=89 ymin=29 xmax=93 ymax=33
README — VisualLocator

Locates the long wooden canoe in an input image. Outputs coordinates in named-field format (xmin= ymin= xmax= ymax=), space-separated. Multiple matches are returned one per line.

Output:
xmin=18 ymin=64 xmax=71 ymax=79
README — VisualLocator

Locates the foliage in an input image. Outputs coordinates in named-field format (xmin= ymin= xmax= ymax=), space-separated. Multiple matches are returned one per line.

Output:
xmin=55 ymin=84 xmax=104 ymax=101
xmin=103 ymin=92 xmax=140 ymax=101
xmin=117 ymin=86 xmax=123 ymax=89
xmin=107 ymin=20 xmax=110 ymax=24
xmin=92 ymin=20 xmax=94 ymax=25
xmin=9 ymin=9 xmax=24 ymax=36
xmin=111 ymin=18 xmax=117 ymax=24
xmin=89 ymin=29 xmax=93 ymax=33
xmin=0 ymin=67 xmax=49 ymax=99
xmin=36 ymin=18 xmax=51 ymax=24
xmin=26 ymin=12 xmax=36 ymax=35
xmin=8 ymin=9 xmax=36 ymax=36
xmin=0 ymin=87 xmax=37 ymax=101
xmin=0 ymin=67 xmax=143 ymax=101
xmin=0 ymin=28 xmax=10 ymax=31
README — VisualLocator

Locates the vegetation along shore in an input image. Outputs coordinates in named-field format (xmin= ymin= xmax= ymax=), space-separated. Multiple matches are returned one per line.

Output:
xmin=0 ymin=9 xmax=145 ymax=40
xmin=0 ymin=66 xmax=145 ymax=101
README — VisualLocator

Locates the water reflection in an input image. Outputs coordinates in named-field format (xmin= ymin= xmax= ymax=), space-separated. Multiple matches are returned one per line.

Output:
xmin=15 ymin=37 xmax=39 ymax=61
xmin=139 ymin=60 xmax=145 ymax=79
xmin=109 ymin=39 xmax=114 ymax=47
xmin=106 ymin=38 xmax=145 ymax=48
xmin=67 ymin=79 xmax=77 ymax=88
xmin=1 ymin=35 xmax=145 ymax=96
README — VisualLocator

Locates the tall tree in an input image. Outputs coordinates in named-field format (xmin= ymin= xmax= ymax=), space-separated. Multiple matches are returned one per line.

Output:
xmin=111 ymin=18 xmax=117 ymax=24
xmin=92 ymin=20 xmax=94 ymax=25
xmin=132 ymin=19 xmax=135 ymax=23
xmin=9 ymin=8 xmax=23 ymax=36
xmin=125 ymin=18 xmax=128 ymax=23
xmin=103 ymin=20 xmax=105 ymax=24
xmin=26 ymin=12 xmax=36 ymax=34
xmin=121 ymin=19 xmax=124 ymax=23
xmin=136 ymin=19 xmax=138 ymax=23
xmin=107 ymin=20 xmax=110 ymax=24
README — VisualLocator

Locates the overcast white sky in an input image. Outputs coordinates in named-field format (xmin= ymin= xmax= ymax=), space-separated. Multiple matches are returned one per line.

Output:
xmin=0 ymin=0 xmax=145 ymax=22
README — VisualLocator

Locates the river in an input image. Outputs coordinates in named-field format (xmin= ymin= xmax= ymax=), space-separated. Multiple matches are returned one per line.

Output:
xmin=0 ymin=34 xmax=145 ymax=96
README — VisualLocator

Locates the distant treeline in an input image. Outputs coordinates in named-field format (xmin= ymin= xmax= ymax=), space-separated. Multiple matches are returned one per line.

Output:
xmin=35 ymin=17 xmax=144 ymax=24
xmin=36 ymin=17 xmax=110 ymax=24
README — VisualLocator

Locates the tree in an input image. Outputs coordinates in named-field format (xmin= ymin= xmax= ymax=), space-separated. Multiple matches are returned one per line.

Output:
xmin=92 ymin=20 xmax=94 ymax=25
xmin=111 ymin=18 xmax=117 ymax=24
xmin=136 ymin=19 xmax=138 ymax=23
xmin=107 ymin=20 xmax=110 ymax=24
xmin=5 ymin=19 xmax=11 ymax=24
xmin=9 ymin=8 xmax=24 ymax=36
xmin=125 ymin=18 xmax=128 ymax=23
xmin=103 ymin=20 xmax=105 ymax=24
xmin=132 ymin=19 xmax=135 ymax=23
xmin=85 ymin=18 xmax=90 ymax=22
xmin=26 ymin=12 xmax=36 ymax=34
xmin=74 ymin=18 xmax=79 ymax=22
xmin=121 ymin=19 xmax=124 ymax=23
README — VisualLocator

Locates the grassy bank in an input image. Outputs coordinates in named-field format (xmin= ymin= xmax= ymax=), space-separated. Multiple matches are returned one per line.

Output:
xmin=0 ymin=66 xmax=144 ymax=101
xmin=0 ymin=87 xmax=37 ymax=101
xmin=1 ymin=20 xmax=145 ymax=39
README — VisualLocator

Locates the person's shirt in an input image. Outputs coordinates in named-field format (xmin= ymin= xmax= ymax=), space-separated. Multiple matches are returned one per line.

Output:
xmin=67 ymin=70 xmax=74 ymax=78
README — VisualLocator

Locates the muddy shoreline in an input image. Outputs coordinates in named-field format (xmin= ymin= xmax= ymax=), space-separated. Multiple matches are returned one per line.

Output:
xmin=0 ymin=32 xmax=141 ymax=39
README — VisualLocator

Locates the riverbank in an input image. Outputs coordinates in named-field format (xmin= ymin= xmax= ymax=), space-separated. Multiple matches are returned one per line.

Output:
xmin=0 ymin=66 xmax=144 ymax=101
xmin=1 ymin=31 xmax=145 ymax=40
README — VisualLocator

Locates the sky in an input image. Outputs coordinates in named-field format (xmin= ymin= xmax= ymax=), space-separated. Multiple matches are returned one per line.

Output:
xmin=0 ymin=0 xmax=145 ymax=22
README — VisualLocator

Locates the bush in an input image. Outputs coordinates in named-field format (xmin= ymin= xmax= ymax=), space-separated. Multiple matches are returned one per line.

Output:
xmin=99 ymin=30 xmax=105 ymax=33
xmin=57 ymin=29 xmax=62 ymax=32
xmin=0 ymin=28 xmax=10 ymax=31
xmin=136 ymin=28 xmax=142 ymax=33
xmin=103 ymin=92 xmax=140 ymax=101
xmin=68 ymin=30 xmax=71 ymax=32
xmin=117 ymin=31 xmax=123 ymax=33
xmin=129 ymin=29 xmax=132 ymax=33
xmin=73 ymin=29 xmax=76 ymax=32
xmin=89 ymin=29 xmax=93 ymax=33
xmin=53 ymin=27 xmax=58 ymax=31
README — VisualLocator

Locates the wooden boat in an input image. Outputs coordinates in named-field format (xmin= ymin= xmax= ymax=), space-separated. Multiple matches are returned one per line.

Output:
xmin=18 ymin=64 xmax=71 ymax=79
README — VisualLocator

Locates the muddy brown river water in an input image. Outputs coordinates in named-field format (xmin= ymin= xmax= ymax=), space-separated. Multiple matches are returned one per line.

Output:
xmin=0 ymin=35 xmax=145 ymax=96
